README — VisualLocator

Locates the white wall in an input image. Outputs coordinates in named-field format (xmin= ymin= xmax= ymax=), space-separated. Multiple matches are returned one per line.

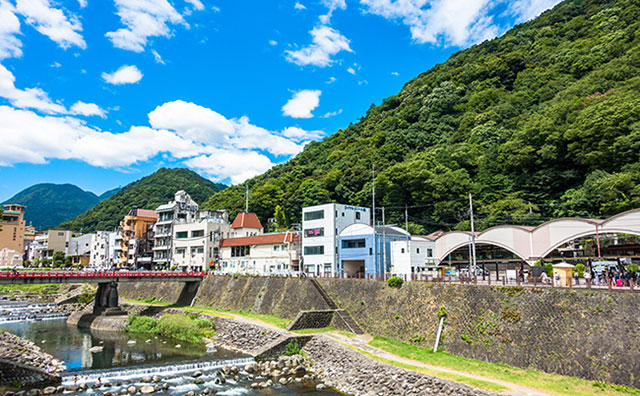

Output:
xmin=390 ymin=237 xmax=436 ymax=276
xmin=220 ymin=241 xmax=298 ymax=275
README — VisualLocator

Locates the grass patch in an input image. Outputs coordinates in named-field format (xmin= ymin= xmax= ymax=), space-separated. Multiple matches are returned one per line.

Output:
xmin=369 ymin=336 xmax=640 ymax=396
xmin=125 ymin=313 xmax=215 ymax=345
xmin=123 ymin=298 xmax=172 ymax=306
xmin=291 ymin=326 xmax=338 ymax=334
xmin=184 ymin=306 xmax=290 ymax=328
xmin=0 ymin=284 xmax=58 ymax=293
xmin=333 ymin=338 xmax=506 ymax=393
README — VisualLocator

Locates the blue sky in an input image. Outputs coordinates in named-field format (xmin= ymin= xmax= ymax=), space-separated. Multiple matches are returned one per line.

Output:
xmin=0 ymin=0 xmax=561 ymax=201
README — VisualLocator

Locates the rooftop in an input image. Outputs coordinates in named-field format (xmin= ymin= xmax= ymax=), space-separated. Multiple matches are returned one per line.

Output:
xmin=231 ymin=212 xmax=263 ymax=230
xmin=127 ymin=208 xmax=158 ymax=219
xmin=221 ymin=232 xmax=298 ymax=247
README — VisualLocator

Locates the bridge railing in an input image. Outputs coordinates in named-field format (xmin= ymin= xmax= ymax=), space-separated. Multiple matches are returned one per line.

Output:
xmin=0 ymin=271 xmax=207 ymax=279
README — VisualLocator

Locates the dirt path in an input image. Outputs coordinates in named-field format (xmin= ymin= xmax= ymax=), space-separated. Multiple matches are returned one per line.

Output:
xmin=324 ymin=332 xmax=551 ymax=396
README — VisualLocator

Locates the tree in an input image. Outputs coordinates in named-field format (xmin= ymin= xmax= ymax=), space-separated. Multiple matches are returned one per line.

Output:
xmin=52 ymin=250 xmax=65 ymax=267
xmin=274 ymin=205 xmax=287 ymax=228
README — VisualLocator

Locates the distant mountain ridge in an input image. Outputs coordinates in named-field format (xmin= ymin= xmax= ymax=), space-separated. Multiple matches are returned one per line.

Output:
xmin=2 ymin=183 xmax=105 ymax=230
xmin=58 ymin=168 xmax=227 ymax=232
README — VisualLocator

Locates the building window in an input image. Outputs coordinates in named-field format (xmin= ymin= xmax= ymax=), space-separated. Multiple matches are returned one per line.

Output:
xmin=416 ymin=248 xmax=420 ymax=254
xmin=191 ymin=230 xmax=204 ymax=238
xmin=304 ymin=227 xmax=324 ymax=237
xmin=427 ymin=248 xmax=433 ymax=257
xmin=231 ymin=245 xmax=250 ymax=257
xmin=342 ymin=239 xmax=366 ymax=249
xmin=274 ymin=245 xmax=280 ymax=251
xmin=341 ymin=212 xmax=345 ymax=217
xmin=369 ymin=248 xmax=372 ymax=255
xmin=176 ymin=231 xmax=188 ymax=239
xmin=304 ymin=246 xmax=324 ymax=255
xmin=304 ymin=210 xmax=324 ymax=221
xmin=356 ymin=212 xmax=361 ymax=220
xmin=176 ymin=248 xmax=186 ymax=256
xmin=191 ymin=247 xmax=204 ymax=254
xmin=58 ymin=232 xmax=64 ymax=236
xmin=401 ymin=248 xmax=405 ymax=254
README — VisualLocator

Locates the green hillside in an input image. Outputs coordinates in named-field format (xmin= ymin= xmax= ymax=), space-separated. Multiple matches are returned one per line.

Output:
xmin=98 ymin=187 xmax=122 ymax=201
xmin=3 ymin=184 xmax=100 ymax=230
xmin=59 ymin=168 xmax=226 ymax=232
xmin=204 ymin=0 xmax=640 ymax=232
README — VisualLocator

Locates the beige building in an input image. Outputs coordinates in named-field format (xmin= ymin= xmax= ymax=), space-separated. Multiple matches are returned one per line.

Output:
xmin=220 ymin=232 xmax=300 ymax=275
xmin=116 ymin=208 xmax=157 ymax=267
xmin=0 ymin=204 xmax=26 ymax=255
xmin=31 ymin=230 xmax=73 ymax=261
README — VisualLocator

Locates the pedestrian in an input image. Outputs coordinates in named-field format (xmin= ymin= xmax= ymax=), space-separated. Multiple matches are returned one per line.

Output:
xmin=73 ymin=375 xmax=78 ymax=386
xmin=555 ymin=272 xmax=561 ymax=286
xmin=584 ymin=269 xmax=592 ymax=286
xmin=97 ymin=377 xmax=101 ymax=385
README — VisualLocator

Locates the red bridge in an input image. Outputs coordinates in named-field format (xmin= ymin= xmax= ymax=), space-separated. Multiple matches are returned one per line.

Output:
xmin=0 ymin=271 xmax=206 ymax=316
xmin=0 ymin=271 xmax=206 ymax=285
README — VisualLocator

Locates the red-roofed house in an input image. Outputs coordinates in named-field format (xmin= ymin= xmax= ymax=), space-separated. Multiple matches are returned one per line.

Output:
xmin=230 ymin=212 xmax=263 ymax=237
xmin=219 ymin=232 xmax=299 ymax=275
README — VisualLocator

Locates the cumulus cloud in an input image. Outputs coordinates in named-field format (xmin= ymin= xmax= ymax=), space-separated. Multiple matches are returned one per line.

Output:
xmin=347 ymin=67 xmax=355 ymax=75
xmin=321 ymin=109 xmax=342 ymax=118
xmin=77 ymin=0 xmax=87 ymax=8
xmin=70 ymin=101 xmax=106 ymax=118
xmin=0 ymin=1 xmax=22 ymax=60
xmin=185 ymin=151 xmax=274 ymax=185
xmin=0 ymin=64 xmax=66 ymax=113
xmin=106 ymin=0 xmax=188 ymax=52
xmin=15 ymin=0 xmax=86 ymax=49
xmin=508 ymin=0 xmax=562 ymax=22
xmin=281 ymin=89 xmax=321 ymax=119
xmin=101 ymin=65 xmax=143 ymax=85
xmin=184 ymin=0 xmax=204 ymax=11
xmin=282 ymin=126 xmax=325 ymax=141
xmin=285 ymin=25 xmax=352 ymax=67
xmin=294 ymin=2 xmax=306 ymax=10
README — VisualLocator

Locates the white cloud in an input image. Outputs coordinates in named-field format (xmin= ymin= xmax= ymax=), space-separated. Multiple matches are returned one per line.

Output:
xmin=321 ymin=109 xmax=342 ymax=118
xmin=282 ymin=89 xmax=321 ymax=119
xmin=282 ymin=126 xmax=325 ymax=141
xmin=70 ymin=101 xmax=106 ymax=118
xmin=347 ymin=67 xmax=355 ymax=75
xmin=358 ymin=80 xmax=368 ymax=85
xmin=152 ymin=49 xmax=164 ymax=64
xmin=0 ymin=1 xmax=22 ymax=60
xmin=391 ymin=71 xmax=399 ymax=76
xmin=50 ymin=61 xmax=61 ymax=68
xmin=77 ymin=0 xmax=87 ymax=8
xmin=326 ymin=76 xmax=336 ymax=84
xmin=185 ymin=151 xmax=274 ymax=185
xmin=15 ymin=0 xmax=86 ymax=49
xmin=106 ymin=0 xmax=186 ymax=52
xmin=508 ymin=0 xmax=562 ymax=22
xmin=294 ymin=2 xmax=306 ymax=10
xmin=184 ymin=0 xmax=204 ymax=11
xmin=269 ymin=39 xmax=277 ymax=46
xmin=0 ymin=64 xmax=66 ymax=113
xmin=285 ymin=25 xmax=352 ymax=67
xmin=101 ymin=65 xmax=143 ymax=85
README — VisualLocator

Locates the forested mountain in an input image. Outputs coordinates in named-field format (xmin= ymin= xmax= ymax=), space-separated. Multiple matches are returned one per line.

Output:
xmin=204 ymin=0 xmax=640 ymax=232
xmin=59 ymin=168 xmax=226 ymax=232
xmin=98 ymin=187 xmax=122 ymax=201
xmin=3 ymin=184 xmax=102 ymax=230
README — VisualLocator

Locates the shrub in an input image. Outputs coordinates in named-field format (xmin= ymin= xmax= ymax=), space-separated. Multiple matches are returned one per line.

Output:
xmin=126 ymin=314 xmax=158 ymax=333
xmin=285 ymin=339 xmax=302 ymax=356
xmin=575 ymin=263 xmax=585 ymax=278
xmin=544 ymin=263 xmax=553 ymax=277
xmin=387 ymin=276 xmax=403 ymax=288
xmin=126 ymin=314 xmax=215 ymax=345
xmin=143 ymin=296 xmax=157 ymax=303
xmin=628 ymin=263 xmax=639 ymax=274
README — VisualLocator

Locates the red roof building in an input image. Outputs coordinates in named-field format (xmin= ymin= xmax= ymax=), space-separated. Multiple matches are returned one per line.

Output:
xmin=231 ymin=212 xmax=263 ymax=230
xmin=220 ymin=232 xmax=298 ymax=247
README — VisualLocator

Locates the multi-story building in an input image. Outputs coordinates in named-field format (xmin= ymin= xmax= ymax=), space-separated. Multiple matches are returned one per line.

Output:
xmin=301 ymin=203 xmax=370 ymax=276
xmin=338 ymin=224 xmax=410 ymax=277
xmin=23 ymin=225 xmax=36 ymax=258
xmin=172 ymin=210 xmax=231 ymax=271
xmin=31 ymin=229 xmax=73 ymax=261
xmin=117 ymin=208 xmax=157 ymax=267
xmin=230 ymin=212 xmax=263 ymax=237
xmin=220 ymin=232 xmax=299 ymax=275
xmin=153 ymin=191 xmax=199 ymax=268
xmin=390 ymin=236 xmax=437 ymax=277
xmin=0 ymin=204 xmax=26 ymax=259
xmin=69 ymin=233 xmax=94 ymax=266
xmin=89 ymin=231 xmax=119 ymax=268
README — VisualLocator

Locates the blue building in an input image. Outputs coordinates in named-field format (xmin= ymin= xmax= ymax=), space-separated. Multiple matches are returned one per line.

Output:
xmin=337 ymin=224 xmax=410 ymax=277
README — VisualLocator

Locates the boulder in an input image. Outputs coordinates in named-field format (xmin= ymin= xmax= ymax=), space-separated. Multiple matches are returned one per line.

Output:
xmin=139 ymin=385 xmax=154 ymax=394
xmin=127 ymin=386 xmax=136 ymax=394
xmin=191 ymin=371 xmax=202 ymax=378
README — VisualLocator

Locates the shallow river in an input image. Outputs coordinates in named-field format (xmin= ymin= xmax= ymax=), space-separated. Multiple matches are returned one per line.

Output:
xmin=0 ymin=304 xmax=339 ymax=395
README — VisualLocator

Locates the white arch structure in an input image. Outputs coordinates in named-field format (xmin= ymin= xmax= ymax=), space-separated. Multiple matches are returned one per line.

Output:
xmin=434 ymin=208 xmax=640 ymax=265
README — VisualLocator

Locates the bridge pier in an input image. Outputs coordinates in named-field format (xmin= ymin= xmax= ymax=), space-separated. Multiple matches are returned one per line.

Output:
xmin=93 ymin=281 xmax=126 ymax=316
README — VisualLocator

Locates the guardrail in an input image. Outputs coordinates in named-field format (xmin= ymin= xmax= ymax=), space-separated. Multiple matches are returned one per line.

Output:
xmin=0 ymin=271 xmax=207 ymax=279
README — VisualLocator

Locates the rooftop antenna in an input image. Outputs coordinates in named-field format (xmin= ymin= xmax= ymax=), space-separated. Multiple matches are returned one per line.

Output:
xmin=245 ymin=184 xmax=249 ymax=213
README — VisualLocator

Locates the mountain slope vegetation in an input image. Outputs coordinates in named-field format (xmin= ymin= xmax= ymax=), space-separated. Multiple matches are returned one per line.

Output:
xmin=3 ymin=184 xmax=101 ymax=230
xmin=204 ymin=0 xmax=640 ymax=232
xmin=59 ymin=168 xmax=226 ymax=232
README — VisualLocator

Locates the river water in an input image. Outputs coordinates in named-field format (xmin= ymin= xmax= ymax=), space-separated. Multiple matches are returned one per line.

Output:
xmin=0 ymin=303 xmax=339 ymax=395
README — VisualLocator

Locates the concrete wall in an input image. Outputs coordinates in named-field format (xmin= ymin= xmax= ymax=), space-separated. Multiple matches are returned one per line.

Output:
xmin=118 ymin=275 xmax=640 ymax=388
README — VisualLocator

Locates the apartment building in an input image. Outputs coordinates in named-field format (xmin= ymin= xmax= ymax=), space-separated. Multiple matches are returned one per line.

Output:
xmin=116 ymin=208 xmax=157 ymax=267
xmin=301 ymin=203 xmax=370 ymax=276
xmin=153 ymin=190 xmax=199 ymax=268
xmin=89 ymin=231 xmax=119 ymax=268
xmin=69 ymin=233 xmax=94 ymax=266
xmin=219 ymin=232 xmax=299 ymax=275
xmin=31 ymin=230 xmax=73 ymax=261
xmin=172 ymin=210 xmax=231 ymax=271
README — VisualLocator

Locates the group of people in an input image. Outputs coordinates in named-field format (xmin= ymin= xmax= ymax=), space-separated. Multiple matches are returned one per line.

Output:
xmin=584 ymin=267 xmax=640 ymax=287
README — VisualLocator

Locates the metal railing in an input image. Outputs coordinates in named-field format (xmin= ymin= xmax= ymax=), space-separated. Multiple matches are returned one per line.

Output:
xmin=0 ymin=270 xmax=207 ymax=279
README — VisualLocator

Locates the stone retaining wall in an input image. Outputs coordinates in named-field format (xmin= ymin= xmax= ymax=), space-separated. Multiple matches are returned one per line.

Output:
xmin=285 ymin=310 xmax=335 ymax=331
xmin=0 ymin=331 xmax=63 ymax=388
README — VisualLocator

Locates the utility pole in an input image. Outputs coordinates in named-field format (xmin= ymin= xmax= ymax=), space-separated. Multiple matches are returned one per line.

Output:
xmin=469 ymin=193 xmax=477 ymax=276
xmin=372 ymin=164 xmax=376 ymax=279
xmin=382 ymin=207 xmax=386 ymax=275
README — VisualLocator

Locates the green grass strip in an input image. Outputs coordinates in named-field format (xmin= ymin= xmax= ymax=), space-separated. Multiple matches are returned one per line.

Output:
xmin=369 ymin=337 xmax=640 ymax=396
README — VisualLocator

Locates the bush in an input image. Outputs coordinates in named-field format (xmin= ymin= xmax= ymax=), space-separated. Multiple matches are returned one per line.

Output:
xmin=544 ymin=263 xmax=553 ymax=277
xmin=387 ymin=276 xmax=404 ymax=288
xmin=126 ymin=314 xmax=158 ymax=333
xmin=628 ymin=263 xmax=639 ymax=274
xmin=125 ymin=314 xmax=215 ymax=345
xmin=285 ymin=339 xmax=302 ymax=356
xmin=575 ymin=263 xmax=585 ymax=277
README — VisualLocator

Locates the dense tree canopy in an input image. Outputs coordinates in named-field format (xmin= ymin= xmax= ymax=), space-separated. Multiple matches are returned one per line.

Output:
xmin=204 ymin=0 xmax=640 ymax=232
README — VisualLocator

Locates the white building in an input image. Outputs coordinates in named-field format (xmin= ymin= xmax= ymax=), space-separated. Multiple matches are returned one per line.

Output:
xmin=89 ymin=231 xmax=118 ymax=268
xmin=390 ymin=236 xmax=437 ymax=277
xmin=230 ymin=212 xmax=263 ymax=237
xmin=301 ymin=203 xmax=370 ymax=276
xmin=153 ymin=190 xmax=199 ymax=268
xmin=172 ymin=210 xmax=231 ymax=271
xmin=219 ymin=232 xmax=299 ymax=275
xmin=0 ymin=248 xmax=22 ymax=268
xmin=29 ymin=230 xmax=73 ymax=261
